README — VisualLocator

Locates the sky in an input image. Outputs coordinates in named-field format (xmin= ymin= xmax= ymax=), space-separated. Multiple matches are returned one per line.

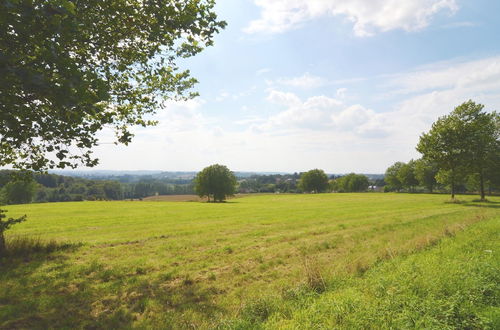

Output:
xmin=94 ymin=0 xmax=500 ymax=173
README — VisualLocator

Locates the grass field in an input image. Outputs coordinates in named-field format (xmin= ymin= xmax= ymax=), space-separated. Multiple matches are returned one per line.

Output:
xmin=1 ymin=193 xmax=499 ymax=328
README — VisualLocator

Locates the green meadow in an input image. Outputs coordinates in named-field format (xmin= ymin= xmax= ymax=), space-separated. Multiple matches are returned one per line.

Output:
xmin=1 ymin=193 xmax=499 ymax=328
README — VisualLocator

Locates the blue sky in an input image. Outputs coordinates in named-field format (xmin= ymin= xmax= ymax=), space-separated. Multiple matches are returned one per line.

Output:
xmin=95 ymin=0 xmax=500 ymax=173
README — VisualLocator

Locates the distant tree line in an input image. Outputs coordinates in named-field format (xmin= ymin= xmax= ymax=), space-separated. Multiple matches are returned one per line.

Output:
xmin=0 ymin=171 xmax=195 ymax=205
xmin=238 ymin=173 xmax=301 ymax=193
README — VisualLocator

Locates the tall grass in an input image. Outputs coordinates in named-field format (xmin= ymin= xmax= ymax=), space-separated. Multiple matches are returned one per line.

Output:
xmin=262 ymin=217 xmax=500 ymax=329
xmin=1 ymin=235 xmax=75 ymax=259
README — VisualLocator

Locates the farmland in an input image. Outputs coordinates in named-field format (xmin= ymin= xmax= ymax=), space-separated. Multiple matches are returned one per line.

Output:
xmin=1 ymin=193 xmax=499 ymax=328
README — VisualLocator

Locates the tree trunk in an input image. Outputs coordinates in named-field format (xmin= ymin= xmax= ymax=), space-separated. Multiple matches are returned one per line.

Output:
xmin=479 ymin=171 xmax=485 ymax=201
xmin=0 ymin=231 xmax=5 ymax=256
xmin=451 ymin=179 xmax=455 ymax=199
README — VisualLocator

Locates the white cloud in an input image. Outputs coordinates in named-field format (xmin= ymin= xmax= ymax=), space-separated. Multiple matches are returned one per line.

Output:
xmin=259 ymin=90 xmax=387 ymax=135
xmin=377 ymin=55 xmax=500 ymax=147
xmin=256 ymin=68 xmax=271 ymax=75
xmin=215 ymin=87 xmax=257 ymax=102
xmin=336 ymin=87 xmax=347 ymax=98
xmin=389 ymin=56 xmax=500 ymax=95
xmin=245 ymin=0 xmax=458 ymax=36
xmin=92 ymin=55 xmax=500 ymax=173
xmin=272 ymin=72 xmax=328 ymax=89
xmin=267 ymin=89 xmax=302 ymax=107
xmin=215 ymin=90 xmax=230 ymax=102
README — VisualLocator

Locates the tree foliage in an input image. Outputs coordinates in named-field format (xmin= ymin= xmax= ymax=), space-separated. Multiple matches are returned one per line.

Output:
xmin=194 ymin=164 xmax=236 ymax=202
xmin=397 ymin=160 xmax=419 ymax=192
xmin=298 ymin=169 xmax=329 ymax=193
xmin=384 ymin=162 xmax=404 ymax=192
xmin=1 ymin=180 xmax=37 ymax=204
xmin=332 ymin=173 xmax=369 ymax=192
xmin=414 ymin=158 xmax=438 ymax=193
xmin=417 ymin=100 xmax=499 ymax=199
xmin=0 ymin=0 xmax=226 ymax=171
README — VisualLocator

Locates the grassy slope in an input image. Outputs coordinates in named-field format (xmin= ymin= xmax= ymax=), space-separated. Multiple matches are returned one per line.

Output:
xmin=1 ymin=194 xmax=498 ymax=328
xmin=261 ymin=216 xmax=499 ymax=329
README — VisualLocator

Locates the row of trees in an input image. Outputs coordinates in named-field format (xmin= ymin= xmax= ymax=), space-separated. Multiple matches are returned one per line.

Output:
xmin=299 ymin=170 xmax=371 ymax=193
xmin=194 ymin=166 xmax=374 ymax=202
xmin=0 ymin=171 xmax=197 ymax=204
xmin=386 ymin=101 xmax=499 ymax=199
xmin=1 ymin=167 xmax=375 ymax=205
xmin=331 ymin=173 xmax=370 ymax=193
xmin=385 ymin=159 xmax=439 ymax=193
xmin=238 ymin=173 xmax=301 ymax=193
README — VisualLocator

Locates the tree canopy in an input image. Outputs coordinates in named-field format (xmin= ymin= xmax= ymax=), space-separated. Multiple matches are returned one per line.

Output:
xmin=298 ymin=169 xmax=329 ymax=193
xmin=384 ymin=162 xmax=404 ymax=192
xmin=194 ymin=164 xmax=236 ymax=202
xmin=417 ymin=100 xmax=499 ymax=199
xmin=414 ymin=158 xmax=438 ymax=193
xmin=331 ymin=173 xmax=369 ymax=192
xmin=397 ymin=160 xmax=418 ymax=193
xmin=0 ymin=0 xmax=226 ymax=171
xmin=1 ymin=180 xmax=36 ymax=204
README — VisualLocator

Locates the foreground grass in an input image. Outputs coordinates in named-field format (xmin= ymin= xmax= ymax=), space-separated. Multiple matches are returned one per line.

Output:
xmin=1 ymin=194 xmax=498 ymax=328
xmin=243 ymin=216 xmax=500 ymax=329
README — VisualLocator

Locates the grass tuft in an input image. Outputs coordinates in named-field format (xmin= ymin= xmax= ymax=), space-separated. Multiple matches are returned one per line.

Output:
xmin=302 ymin=257 xmax=326 ymax=293
xmin=240 ymin=297 xmax=277 ymax=323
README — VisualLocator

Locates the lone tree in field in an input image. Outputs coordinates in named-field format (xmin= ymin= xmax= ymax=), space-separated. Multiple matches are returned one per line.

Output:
xmin=194 ymin=164 xmax=237 ymax=202
xmin=417 ymin=100 xmax=499 ymax=200
xmin=0 ymin=0 xmax=225 ymax=245
xmin=299 ymin=169 xmax=329 ymax=193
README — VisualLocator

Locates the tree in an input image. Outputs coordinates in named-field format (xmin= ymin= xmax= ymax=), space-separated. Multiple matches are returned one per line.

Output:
xmin=458 ymin=102 xmax=499 ymax=200
xmin=0 ymin=1 xmax=225 ymax=247
xmin=194 ymin=164 xmax=236 ymax=202
xmin=298 ymin=169 xmax=329 ymax=193
xmin=1 ymin=180 xmax=37 ymax=204
xmin=397 ymin=160 xmax=418 ymax=192
xmin=1 ymin=0 xmax=226 ymax=171
xmin=417 ymin=109 xmax=467 ymax=199
xmin=414 ymin=158 xmax=438 ymax=193
xmin=384 ymin=162 xmax=405 ymax=192
xmin=333 ymin=173 xmax=369 ymax=192
xmin=483 ymin=144 xmax=500 ymax=194
xmin=103 ymin=181 xmax=123 ymax=200
xmin=417 ymin=100 xmax=499 ymax=199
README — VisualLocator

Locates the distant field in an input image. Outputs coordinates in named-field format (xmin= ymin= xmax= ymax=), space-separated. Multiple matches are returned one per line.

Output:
xmin=1 ymin=193 xmax=499 ymax=328
xmin=142 ymin=193 xmax=257 ymax=202
xmin=142 ymin=194 xmax=207 ymax=202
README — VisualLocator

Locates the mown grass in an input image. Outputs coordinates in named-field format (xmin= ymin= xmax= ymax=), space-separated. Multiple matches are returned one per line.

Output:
xmin=1 ymin=193 xmax=498 ymax=328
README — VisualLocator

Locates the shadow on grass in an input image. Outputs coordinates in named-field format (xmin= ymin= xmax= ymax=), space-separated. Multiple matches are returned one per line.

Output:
xmin=0 ymin=238 xmax=225 ymax=328
xmin=0 ymin=236 xmax=83 ymax=268
xmin=461 ymin=200 xmax=500 ymax=209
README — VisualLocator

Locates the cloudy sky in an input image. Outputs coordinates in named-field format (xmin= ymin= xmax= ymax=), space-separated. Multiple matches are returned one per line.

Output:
xmin=95 ymin=0 xmax=500 ymax=173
